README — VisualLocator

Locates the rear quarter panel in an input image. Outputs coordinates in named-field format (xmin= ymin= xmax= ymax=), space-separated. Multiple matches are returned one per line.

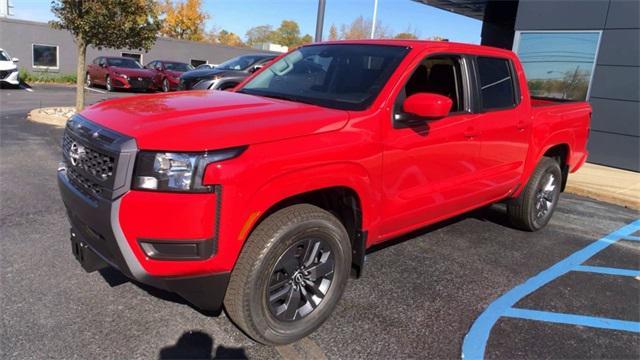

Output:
xmin=523 ymin=101 xmax=591 ymax=184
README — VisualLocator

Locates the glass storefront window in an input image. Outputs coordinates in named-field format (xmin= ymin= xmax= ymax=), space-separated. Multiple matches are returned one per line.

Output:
xmin=515 ymin=31 xmax=600 ymax=101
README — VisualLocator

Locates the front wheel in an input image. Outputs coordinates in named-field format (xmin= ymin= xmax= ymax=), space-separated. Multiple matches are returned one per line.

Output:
xmin=162 ymin=78 xmax=170 ymax=92
xmin=224 ymin=204 xmax=351 ymax=345
xmin=105 ymin=75 xmax=113 ymax=92
xmin=85 ymin=73 xmax=92 ymax=87
xmin=507 ymin=157 xmax=562 ymax=231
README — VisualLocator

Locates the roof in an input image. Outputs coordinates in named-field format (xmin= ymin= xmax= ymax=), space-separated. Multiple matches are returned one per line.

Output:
xmin=411 ymin=0 xmax=490 ymax=20
xmin=314 ymin=39 xmax=515 ymax=57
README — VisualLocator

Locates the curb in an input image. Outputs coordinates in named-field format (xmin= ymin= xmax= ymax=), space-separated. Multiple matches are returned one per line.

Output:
xmin=565 ymin=184 xmax=639 ymax=211
xmin=28 ymin=107 xmax=75 ymax=128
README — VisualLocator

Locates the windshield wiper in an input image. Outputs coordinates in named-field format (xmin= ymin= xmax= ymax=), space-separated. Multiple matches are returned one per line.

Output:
xmin=240 ymin=90 xmax=317 ymax=106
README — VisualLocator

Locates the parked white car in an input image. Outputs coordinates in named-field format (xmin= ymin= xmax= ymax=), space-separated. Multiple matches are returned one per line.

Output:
xmin=0 ymin=48 xmax=20 ymax=86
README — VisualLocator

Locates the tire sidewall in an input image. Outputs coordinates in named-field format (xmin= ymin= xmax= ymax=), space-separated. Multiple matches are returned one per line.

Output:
xmin=105 ymin=76 xmax=112 ymax=91
xmin=162 ymin=78 xmax=169 ymax=92
xmin=527 ymin=159 xmax=562 ymax=230
xmin=246 ymin=217 xmax=350 ymax=344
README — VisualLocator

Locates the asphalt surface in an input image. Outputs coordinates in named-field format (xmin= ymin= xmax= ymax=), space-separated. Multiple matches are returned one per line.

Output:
xmin=1 ymin=85 xmax=638 ymax=359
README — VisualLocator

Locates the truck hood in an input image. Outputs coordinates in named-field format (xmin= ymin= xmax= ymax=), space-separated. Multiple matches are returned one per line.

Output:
xmin=80 ymin=90 xmax=349 ymax=151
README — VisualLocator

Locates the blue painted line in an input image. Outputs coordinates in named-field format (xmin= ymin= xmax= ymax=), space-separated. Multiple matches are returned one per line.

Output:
xmin=573 ymin=265 xmax=640 ymax=277
xmin=504 ymin=308 xmax=640 ymax=333
xmin=461 ymin=219 xmax=640 ymax=360
xmin=623 ymin=235 xmax=640 ymax=241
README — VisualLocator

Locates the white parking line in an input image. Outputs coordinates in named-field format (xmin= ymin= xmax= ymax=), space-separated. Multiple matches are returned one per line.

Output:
xmin=84 ymin=86 xmax=106 ymax=94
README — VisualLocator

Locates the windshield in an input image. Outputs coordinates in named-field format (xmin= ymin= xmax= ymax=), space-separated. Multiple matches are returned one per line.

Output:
xmin=238 ymin=44 xmax=409 ymax=111
xmin=0 ymin=50 xmax=10 ymax=61
xmin=164 ymin=62 xmax=193 ymax=72
xmin=217 ymin=55 xmax=271 ymax=71
xmin=107 ymin=58 xmax=142 ymax=69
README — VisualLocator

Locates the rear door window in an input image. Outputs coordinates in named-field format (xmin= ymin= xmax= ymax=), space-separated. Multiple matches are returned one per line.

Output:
xmin=476 ymin=57 xmax=517 ymax=111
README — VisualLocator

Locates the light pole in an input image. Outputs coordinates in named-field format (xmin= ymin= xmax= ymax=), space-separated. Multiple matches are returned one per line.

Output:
xmin=315 ymin=0 xmax=326 ymax=42
xmin=370 ymin=0 xmax=379 ymax=39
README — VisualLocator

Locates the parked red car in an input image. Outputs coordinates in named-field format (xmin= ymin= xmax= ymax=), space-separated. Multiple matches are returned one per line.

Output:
xmin=145 ymin=60 xmax=194 ymax=92
xmin=60 ymin=40 xmax=590 ymax=345
xmin=86 ymin=56 xmax=155 ymax=92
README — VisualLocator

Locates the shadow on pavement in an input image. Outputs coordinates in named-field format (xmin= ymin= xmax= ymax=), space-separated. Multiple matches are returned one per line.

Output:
xmin=159 ymin=331 xmax=247 ymax=360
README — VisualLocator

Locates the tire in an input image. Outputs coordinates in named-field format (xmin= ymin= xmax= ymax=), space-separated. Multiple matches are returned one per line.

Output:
xmin=507 ymin=157 xmax=562 ymax=231
xmin=162 ymin=78 xmax=170 ymax=92
xmin=105 ymin=75 xmax=113 ymax=92
xmin=224 ymin=204 xmax=351 ymax=345
xmin=85 ymin=73 xmax=92 ymax=87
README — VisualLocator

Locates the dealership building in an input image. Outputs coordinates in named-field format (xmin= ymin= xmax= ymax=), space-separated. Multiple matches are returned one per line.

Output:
xmin=0 ymin=18 xmax=271 ymax=73
xmin=417 ymin=0 xmax=639 ymax=171
xmin=1 ymin=0 xmax=638 ymax=171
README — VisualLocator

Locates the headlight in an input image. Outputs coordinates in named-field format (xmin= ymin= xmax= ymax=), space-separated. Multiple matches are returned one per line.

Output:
xmin=116 ymin=73 xmax=129 ymax=80
xmin=132 ymin=147 xmax=246 ymax=192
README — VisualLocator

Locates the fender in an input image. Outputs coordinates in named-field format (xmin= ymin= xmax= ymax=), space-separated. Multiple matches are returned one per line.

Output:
xmin=517 ymin=128 xmax=574 ymax=197
xmin=241 ymin=161 xmax=378 ymax=240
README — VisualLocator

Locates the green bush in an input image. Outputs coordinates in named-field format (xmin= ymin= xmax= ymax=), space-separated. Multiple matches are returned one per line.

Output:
xmin=19 ymin=68 xmax=77 ymax=84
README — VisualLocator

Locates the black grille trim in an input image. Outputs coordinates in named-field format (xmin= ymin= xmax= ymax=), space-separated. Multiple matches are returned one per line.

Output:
xmin=62 ymin=115 xmax=138 ymax=200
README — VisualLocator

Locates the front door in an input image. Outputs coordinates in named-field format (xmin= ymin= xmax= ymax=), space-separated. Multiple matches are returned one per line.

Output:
xmin=380 ymin=55 xmax=483 ymax=239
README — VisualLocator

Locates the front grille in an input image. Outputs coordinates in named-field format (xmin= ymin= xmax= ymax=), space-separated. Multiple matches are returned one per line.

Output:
xmin=63 ymin=134 xmax=115 ymax=181
xmin=67 ymin=167 xmax=101 ymax=199
xmin=0 ymin=70 xmax=11 ymax=79
xmin=62 ymin=115 xmax=137 ymax=200
xmin=129 ymin=77 xmax=152 ymax=89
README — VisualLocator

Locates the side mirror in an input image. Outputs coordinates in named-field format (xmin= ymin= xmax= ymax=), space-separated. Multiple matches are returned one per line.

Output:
xmin=402 ymin=93 xmax=452 ymax=119
xmin=155 ymin=65 xmax=163 ymax=71
xmin=11 ymin=57 xmax=19 ymax=63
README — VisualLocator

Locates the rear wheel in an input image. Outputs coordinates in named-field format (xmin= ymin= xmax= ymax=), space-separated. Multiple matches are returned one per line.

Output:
xmin=507 ymin=157 xmax=562 ymax=231
xmin=224 ymin=204 xmax=351 ymax=345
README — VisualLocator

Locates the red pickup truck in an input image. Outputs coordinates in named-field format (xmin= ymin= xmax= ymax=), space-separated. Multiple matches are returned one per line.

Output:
xmin=58 ymin=40 xmax=590 ymax=345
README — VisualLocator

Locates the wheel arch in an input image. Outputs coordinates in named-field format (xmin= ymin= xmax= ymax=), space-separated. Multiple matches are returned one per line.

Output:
xmin=244 ymin=186 xmax=367 ymax=278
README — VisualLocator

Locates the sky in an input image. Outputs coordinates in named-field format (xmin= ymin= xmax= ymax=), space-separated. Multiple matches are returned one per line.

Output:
xmin=11 ymin=0 xmax=481 ymax=43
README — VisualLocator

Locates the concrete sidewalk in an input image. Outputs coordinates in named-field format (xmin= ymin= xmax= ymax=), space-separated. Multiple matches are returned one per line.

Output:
xmin=566 ymin=162 xmax=640 ymax=210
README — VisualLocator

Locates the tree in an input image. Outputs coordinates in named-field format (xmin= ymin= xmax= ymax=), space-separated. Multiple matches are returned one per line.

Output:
xmin=246 ymin=24 xmax=275 ymax=46
xmin=272 ymin=20 xmax=302 ymax=48
xmin=395 ymin=26 xmax=419 ymax=39
xmin=50 ymin=0 xmax=161 ymax=110
xmin=300 ymin=34 xmax=313 ymax=45
xmin=159 ymin=0 xmax=209 ymax=41
xmin=328 ymin=24 xmax=339 ymax=40
xmin=217 ymin=30 xmax=244 ymax=47
xmin=427 ymin=35 xmax=448 ymax=41
xmin=340 ymin=16 xmax=391 ymax=40
xmin=394 ymin=32 xmax=418 ymax=39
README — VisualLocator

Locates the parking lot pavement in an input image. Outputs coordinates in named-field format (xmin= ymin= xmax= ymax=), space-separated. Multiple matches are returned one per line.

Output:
xmin=1 ymin=85 xmax=638 ymax=359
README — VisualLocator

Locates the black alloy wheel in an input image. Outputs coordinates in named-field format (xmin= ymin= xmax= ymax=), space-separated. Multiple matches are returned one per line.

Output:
xmin=267 ymin=237 xmax=335 ymax=321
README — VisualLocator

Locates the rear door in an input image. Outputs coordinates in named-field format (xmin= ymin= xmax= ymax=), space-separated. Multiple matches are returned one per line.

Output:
xmin=473 ymin=56 xmax=530 ymax=198
xmin=380 ymin=54 xmax=484 ymax=238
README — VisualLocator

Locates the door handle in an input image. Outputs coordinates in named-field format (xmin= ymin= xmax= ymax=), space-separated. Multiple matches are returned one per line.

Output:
xmin=516 ymin=120 xmax=526 ymax=132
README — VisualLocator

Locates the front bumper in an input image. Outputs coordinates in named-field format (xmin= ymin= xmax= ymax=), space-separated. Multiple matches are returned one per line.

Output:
xmin=113 ymin=76 xmax=153 ymax=90
xmin=58 ymin=170 xmax=229 ymax=313
xmin=0 ymin=69 xmax=19 ymax=85
xmin=58 ymin=116 xmax=230 ymax=313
